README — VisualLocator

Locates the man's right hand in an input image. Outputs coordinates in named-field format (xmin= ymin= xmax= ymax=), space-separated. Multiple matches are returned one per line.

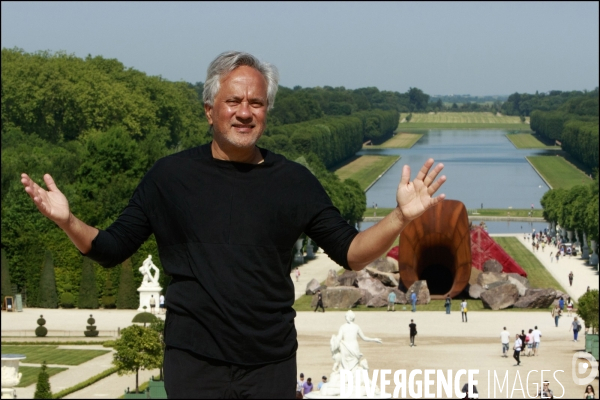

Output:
xmin=21 ymin=173 xmax=71 ymax=227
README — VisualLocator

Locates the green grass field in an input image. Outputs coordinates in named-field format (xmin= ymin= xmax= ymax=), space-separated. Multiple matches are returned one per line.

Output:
xmin=400 ymin=112 xmax=532 ymax=130
xmin=334 ymin=155 xmax=400 ymax=190
xmin=365 ymin=133 xmax=423 ymax=149
xmin=494 ymin=237 xmax=567 ymax=292
xmin=527 ymin=156 xmax=593 ymax=189
xmin=292 ymin=236 xmax=565 ymax=312
xmin=16 ymin=365 xmax=68 ymax=387
xmin=506 ymin=133 xmax=560 ymax=149
xmin=0 ymin=345 xmax=109 ymax=365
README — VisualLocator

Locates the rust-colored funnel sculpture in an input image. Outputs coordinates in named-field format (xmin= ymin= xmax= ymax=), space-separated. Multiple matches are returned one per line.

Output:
xmin=397 ymin=200 xmax=471 ymax=299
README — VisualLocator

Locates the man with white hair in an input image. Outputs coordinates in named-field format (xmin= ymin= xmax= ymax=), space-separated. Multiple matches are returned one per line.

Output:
xmin=20 ymin=51 xmax=446 ymax=398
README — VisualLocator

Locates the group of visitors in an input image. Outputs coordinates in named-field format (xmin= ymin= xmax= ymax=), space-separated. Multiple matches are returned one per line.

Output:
xmin=296 ymin=373 xmax=327 ymax=398
xmin=502 ymin=325 xmax=542 ymax=366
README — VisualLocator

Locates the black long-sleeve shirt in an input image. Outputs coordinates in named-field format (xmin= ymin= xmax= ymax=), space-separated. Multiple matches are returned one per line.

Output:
xmin=86 ymin=143 xmax=358 ymax=364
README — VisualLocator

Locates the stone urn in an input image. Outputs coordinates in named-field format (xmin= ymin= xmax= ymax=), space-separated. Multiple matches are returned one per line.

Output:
xmin=1 ymin=354 xmax=26 ymax=399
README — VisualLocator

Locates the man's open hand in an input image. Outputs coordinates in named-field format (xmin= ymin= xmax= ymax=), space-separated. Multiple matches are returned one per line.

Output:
xmin=21 ymin=173 xmax=71 ymax=227
xmin=396 ymin=159 xmax=446 ymax=222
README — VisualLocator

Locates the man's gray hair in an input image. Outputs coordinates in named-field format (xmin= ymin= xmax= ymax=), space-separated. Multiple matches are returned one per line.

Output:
xmin=203 ymin=51 xmax=279 ymax=111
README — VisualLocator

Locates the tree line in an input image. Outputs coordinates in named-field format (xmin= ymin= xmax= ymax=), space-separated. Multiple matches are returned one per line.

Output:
xmin=530 ymin=95 xmax=599 ymax=170
xmin=1 ymin=49 xmax=392 ymax=307
xmin=501 ymin=88 xmax=599 ymax=117
xmin=540 ymin=174 xmax=599 ymax=244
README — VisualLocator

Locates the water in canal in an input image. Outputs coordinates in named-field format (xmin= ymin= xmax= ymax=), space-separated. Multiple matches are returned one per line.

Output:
xmin=361 ymin=130 xmax=555 ymax=210
xmin=359 ymin=129 xmax=556 ymax=234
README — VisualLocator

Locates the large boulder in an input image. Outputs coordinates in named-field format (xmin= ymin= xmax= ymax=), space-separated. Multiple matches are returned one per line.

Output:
xmin=483 ymin=259 xmax=503 ymax=273
xmin=477 ymin=272 xmax=507 ymax=287
xmin=357 ymin=275 xmax=388 ymax=299
xmin=506 ymin=273 xmax=530 ymax=288
xmin=305 ymin=279 xmax=321 ymax=295
xmin=506 ymin=275 xmax=529 ymax=297
xmin=337 ymin=270 xmax=358 ymax=287
xmin=407 ymin=280 xmax=431 ymax=305
xmin=365 ymin=267 xmax=399 ymax=287
xmin=367 ymin=257 xmax=398 ymax=273
xmin=480 ymin=283 xmax=519 ymax=310
xmin=468 ymin=284 xmax=485 ymax=299
xmin=514 ymin=288 xmax=557 ymax=309
xmin=310 ymin=287 xmax=362 ymax=309
xmin=469 ymin=267 xmax=482 ymax=286
xmin=324 ymin=269 xmax=340 ymax=287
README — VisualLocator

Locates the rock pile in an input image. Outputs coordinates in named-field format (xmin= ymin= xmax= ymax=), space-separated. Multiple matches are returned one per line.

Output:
xmin=469 ymin=260 xmax=563 ymax=310
xmin=308 ymin=257 xmax=424 ymax=309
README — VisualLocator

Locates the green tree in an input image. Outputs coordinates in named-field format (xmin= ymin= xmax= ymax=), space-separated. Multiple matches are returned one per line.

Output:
xmin=1 ymin=248 xmax=13 ymax=303
xmin=78 ymin=258 xmax=99 ymax=309
xmin=577 ymin=289 xmax=599 ymax=334
xmin=149 ymin=318 xmax=166 ymax=380
xmin=117 ymin=258 xmax=138 ymax=309
xmin=33 ymin=360 xmax=52 ymax=399
xmin=38 ymin=251 xmax=58 ymax=308
xmin=113 ymin=324 xmax=162 ymax=393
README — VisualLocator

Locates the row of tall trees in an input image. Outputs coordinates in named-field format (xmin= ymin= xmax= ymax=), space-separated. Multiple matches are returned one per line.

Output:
xmin=530 ymin=95 xmax=599 ymax=170
xmin=540 ymin=175 xmax=599 ymax=243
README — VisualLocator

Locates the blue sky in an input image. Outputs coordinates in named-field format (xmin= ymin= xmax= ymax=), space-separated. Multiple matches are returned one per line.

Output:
xmin=2 ymin=1 xmax=598 ymax=96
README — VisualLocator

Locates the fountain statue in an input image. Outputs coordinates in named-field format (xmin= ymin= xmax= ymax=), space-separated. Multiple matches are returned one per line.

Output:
xmin=137 ymin=255 xmax=162 ymax=311
xmin=307 ymin=311 xmax=389 ymax=398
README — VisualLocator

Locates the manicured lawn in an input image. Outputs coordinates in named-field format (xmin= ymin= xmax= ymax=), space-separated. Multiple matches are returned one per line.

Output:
xmin=0 ymin=345 xmax=109 ymax=365
xmin=16 ymin=366 xmax=68 ymax=387
xmin=365 ymin=133 xmax=423 ymax=149
xmin=493 ymin=237 xmax=567 ymax=292
xmin=506 ymin=133 xmax=560 ymax=149
xmin=334 ymin=155 xmax=400 ymax=190
xmin=527 ymin=156 xmax=593 ymax=189
xmin=398 ymin=112 xmax=532 ymax=130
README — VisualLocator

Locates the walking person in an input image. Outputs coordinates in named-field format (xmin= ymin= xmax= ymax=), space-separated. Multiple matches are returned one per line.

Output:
xmin=567 ymin=297 xmax=574 ymax=317
xmin=314 ymin=289 xmax=325 ymax=313
xmin=551 ymin=305 xmax=561 ymax=327
xmin=410 ymin=291 xmax=417 ymax=312
xmin=149 ymin=295 xmax=156 ymax=314
xmin=532 ymin=326 xmax=542 ymax=356
xmin=568 ymin=271 xmax=573 ymax=287
xmin=500 ymin=327 xmax=510 ymax=358
xmin=302 ymin=378 xmax=314 ymax=396
xmin=550 ymin=252 xmax=553 ymax=263
xmin=558 ymin=297 xmax=564 ymax=311
xmin=461 ymin=299 xmax=468 ymax=322
xmin=159 ymin=292 xmax=165 ymax=315
xmin=387 ymin=290 xmax=396 ymax=312
xmin=444 ymin=295 xmax=451 ymax=314
xmin=525 ymin=329 xmax=534 ymax=356
xmin=513 ymin=334 xmax=522 ymax=366
xmin=295 ymin=267 xmax=300 ymax=283
xmin=538 ymin=381 xmax=554 ymax=399
xmin=570 ymin=317 xmax=582 ymax=342
xmin=409 ymin=319 xmax=417 ymax=347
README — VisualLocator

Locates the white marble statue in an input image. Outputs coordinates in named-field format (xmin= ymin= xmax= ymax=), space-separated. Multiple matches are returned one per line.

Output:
xmin=139 ymin=255 xmax=160 ymax=287
xmin=312 ymin=310 xmax=386 ymax=398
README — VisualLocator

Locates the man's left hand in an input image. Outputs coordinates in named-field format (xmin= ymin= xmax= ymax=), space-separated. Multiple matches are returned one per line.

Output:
xmin=396 ymin=158 xmax=446 ymax=222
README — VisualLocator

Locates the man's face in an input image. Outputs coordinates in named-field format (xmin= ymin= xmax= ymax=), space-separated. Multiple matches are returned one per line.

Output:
xmin=204 ymin=65 xmax=268 ymax=150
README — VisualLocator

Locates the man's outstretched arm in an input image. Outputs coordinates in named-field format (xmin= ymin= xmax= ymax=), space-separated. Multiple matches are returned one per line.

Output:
xmin=347 ymin=158 xmax=446 ymax=270
xmin=21 ymin=173 xmax=98 ymax=254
